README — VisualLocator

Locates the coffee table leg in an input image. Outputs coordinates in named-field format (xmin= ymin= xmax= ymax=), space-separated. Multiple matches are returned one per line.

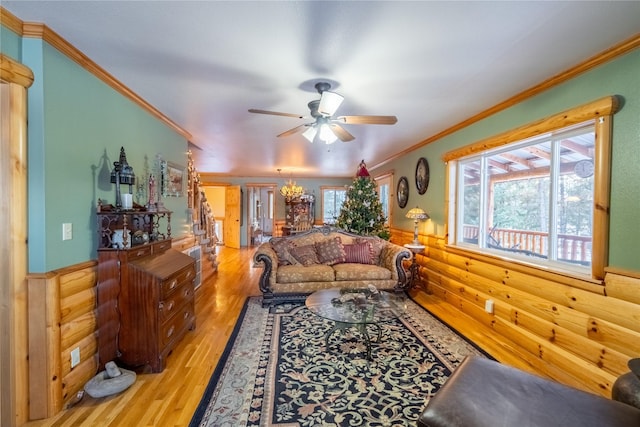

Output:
xmin=361 ymin=324 xmax=372 ymax=360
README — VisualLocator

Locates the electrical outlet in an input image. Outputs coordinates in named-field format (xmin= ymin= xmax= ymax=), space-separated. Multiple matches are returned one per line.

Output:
xmin=70 ymin=347 xmax=80 ymax=368
xmin=484 ymin=299 xmax=494 ymax=314
xmin=62 ymin=223 xmax=73 ymax=240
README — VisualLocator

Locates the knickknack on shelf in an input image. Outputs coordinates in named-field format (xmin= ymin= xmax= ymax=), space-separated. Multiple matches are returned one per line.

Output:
xmin=161 ymin=160 xmax=185 ymax=197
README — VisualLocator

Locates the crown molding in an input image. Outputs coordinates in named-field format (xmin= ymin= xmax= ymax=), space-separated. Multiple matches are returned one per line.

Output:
xmin=0 ymin=7 xmax=191 ymax=141
xmin=0 ymin=7 xmax=22 ymax=35
xmin=373 ymin=32 xmax=640 ymax=171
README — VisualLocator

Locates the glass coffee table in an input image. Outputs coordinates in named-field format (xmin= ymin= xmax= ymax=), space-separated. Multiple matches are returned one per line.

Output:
xmin=305 ymin=287 xmax=407 ymax=360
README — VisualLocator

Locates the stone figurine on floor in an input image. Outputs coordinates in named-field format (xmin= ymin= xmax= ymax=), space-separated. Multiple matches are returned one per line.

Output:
xmin=84 ymin=361 xmax=136 ymax=398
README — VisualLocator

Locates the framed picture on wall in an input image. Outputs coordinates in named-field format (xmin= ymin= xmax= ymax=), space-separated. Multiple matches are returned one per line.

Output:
xmin=415 ymin=157 xmax=430 ymax=195
xmin=397 ymin=176 xmax=409 ymax=208
xmin=161 ymin=161 xmax=185 ymax=197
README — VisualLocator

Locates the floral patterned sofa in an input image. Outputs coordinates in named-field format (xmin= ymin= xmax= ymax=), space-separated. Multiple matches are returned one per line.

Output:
xmin=253 ymin=226 xmax=412 ymax=307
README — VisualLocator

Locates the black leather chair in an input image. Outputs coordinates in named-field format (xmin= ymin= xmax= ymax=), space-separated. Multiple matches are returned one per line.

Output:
xmin=417 ymin=356 xmax=640 ymax=427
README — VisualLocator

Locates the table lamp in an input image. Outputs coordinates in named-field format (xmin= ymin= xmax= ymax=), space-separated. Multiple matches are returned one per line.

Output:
xmin=406 ymin=207 xmax=429 ymax=245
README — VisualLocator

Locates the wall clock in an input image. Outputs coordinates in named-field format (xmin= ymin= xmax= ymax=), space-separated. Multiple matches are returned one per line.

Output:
xmin=415 ymin=157 xmax=430 ymax=195
xmin=397 ymin=176 xmax=409 ymax=208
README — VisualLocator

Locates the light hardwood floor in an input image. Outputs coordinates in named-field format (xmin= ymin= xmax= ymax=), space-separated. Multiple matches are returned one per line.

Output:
xmin=26 ymin=245 xmax=523 ymax=426
xmin=27 ymin=246 xmax=263 ymax=426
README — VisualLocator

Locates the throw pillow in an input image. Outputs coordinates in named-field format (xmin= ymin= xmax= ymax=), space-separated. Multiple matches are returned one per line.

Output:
xmin=356 ymin=237 xmax=383 ymax=264
xmin=289 ymin=244 xmax=320 ymax=266
xmin=315 ymin=237 xmax=347 ymax=266
xmin=271 ymin=238 xmax=299 ymax=266
xmin=343 ymin=241 xmax=374 ymax=264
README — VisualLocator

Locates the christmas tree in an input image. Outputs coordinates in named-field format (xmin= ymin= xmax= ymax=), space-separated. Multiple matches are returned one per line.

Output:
xmin=336 ymin=160 xmax=389 ymax=238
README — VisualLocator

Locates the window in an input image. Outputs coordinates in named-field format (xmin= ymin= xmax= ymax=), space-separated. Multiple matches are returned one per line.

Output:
xmin=444 ymin=96 xmax=617 ymax=279
xmin=321 ymin=186 xmax=347 ymax=224
xmin=375 ymin=173 xmax=393 ymax=225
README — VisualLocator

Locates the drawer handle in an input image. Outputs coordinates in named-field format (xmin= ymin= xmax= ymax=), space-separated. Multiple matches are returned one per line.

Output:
xmin=166 ymin=301 xmax=174 ymax=312
xmin=184 ymin=311 xmax=190 ymax=319
xmin=169 ymin=279 xmax=177 ymax=290
xmin=186 ymin=271 xmax=193 ymax=279
xmin=136 ymin=250 xmax=146 ymax=256
xmin=166 ymin=326 xmax=175 ymax=338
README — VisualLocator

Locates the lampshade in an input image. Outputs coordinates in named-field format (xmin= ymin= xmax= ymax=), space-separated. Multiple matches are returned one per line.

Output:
xmin=318 ymin=91 xmax=344 ymax=116
xmin=302 ymin=126 xmax=318 ymax=143
xmin=406 ymin=207 xmax=429 ymax=245
xmin=319 ymin=124 xmax=338 ymax=144
xmin=406 ymin=207 xmax=429 ymax=220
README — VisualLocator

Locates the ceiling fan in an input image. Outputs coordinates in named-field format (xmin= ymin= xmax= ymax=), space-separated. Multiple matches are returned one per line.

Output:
xmin=248 ymin=82 xmax=397 ymax=144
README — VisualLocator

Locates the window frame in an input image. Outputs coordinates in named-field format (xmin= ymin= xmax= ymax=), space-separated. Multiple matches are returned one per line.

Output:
xmin=443 ymin=96 xmax=618 ymax=280
xmin=320 ymin=186 xmax=347 ymax=225
xmin=374 ymin=172 xmax=394 ymax=226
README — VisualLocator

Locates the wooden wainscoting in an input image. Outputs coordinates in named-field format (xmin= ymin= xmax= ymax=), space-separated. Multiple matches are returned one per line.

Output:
xmin=27 ymin=261 xmax=99 ymax=420
xmin=26 ymin=237 xmax=200 ymax=421
xmin=398 ymin=227 xmax=640 ymax=398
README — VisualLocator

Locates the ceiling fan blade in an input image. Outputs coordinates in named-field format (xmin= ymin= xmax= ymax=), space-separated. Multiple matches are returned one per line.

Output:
xmin=248 ymin=108 xmax=304 ymax=119
xmin=336 ymin=115 xmax=398 ymax=125
xmin=277 ymin=124 xmax=310 ymax=138
xmin=329 ymin=124 xmax=355 ymax=142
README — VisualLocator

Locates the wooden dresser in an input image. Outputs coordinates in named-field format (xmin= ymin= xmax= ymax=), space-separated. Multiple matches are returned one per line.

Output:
xmin=96 ymin=206 xmax=196 ymax=373
xmin=121 ymin=249 xmax=196 ymax=372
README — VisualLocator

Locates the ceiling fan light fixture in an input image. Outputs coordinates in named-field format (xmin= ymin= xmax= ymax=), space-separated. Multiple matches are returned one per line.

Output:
xmin=302 ymin=126 xmax=317 ymax=143
xmin=319 ymin=124 xmax=338 ymax=144
xmin=318 ymin=91 xmax=344 ymax=116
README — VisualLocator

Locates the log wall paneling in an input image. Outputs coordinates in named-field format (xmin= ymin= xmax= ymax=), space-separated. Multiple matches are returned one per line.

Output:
xmin=401 ymin=228 xmax=640 ymax=399
xmin=27 ymin=262 xmax=99 ymax=420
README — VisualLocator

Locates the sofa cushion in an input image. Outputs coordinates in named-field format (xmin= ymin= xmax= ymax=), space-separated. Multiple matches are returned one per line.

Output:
xmin=271 ymin=238 xmax=299 ymax=266
xmin=333 ymin=263 xmax=392 ymax=281
xmin=343 ymin=241 xmax=374 ymax=264
xmin=315 ymin=237 xmax=347 ymax=265
xmin=276 ymin=264 xmax=336 ymax=284
xmin=356 ymin=237 xmax=384 ymax=264
xmin=289 ymin=244 xmax=320 ymax=266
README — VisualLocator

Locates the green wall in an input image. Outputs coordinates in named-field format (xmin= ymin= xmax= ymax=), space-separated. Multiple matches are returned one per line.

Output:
xmin=4 ymin=33 xmax=191 ymax=272
xmin=0 ymin=24 xmax=21 ymax=59
xmin=374 ymin=49 xmax=640 ymax=272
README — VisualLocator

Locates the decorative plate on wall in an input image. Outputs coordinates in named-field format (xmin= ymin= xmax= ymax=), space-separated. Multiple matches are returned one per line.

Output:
xmin=397 ymin=176 xmax=409 ymax=208
xmin=415 ymin=157 xmax=430 ymax=195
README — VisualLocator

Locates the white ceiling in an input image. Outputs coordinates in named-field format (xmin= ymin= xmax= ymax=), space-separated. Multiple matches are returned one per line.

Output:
xmin=3 ymin=1 xmax=640 ymax=178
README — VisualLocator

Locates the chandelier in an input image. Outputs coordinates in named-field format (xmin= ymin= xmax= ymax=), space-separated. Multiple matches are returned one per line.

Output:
xmin=278 ymin=169 xmax=304 ymax=200
xmin=280 ymin=178 xmax=304 ymax=200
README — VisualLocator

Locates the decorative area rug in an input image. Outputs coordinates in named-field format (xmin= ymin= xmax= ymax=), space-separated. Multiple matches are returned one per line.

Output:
xmin=190 ymin=296 xmax=490 ymax=427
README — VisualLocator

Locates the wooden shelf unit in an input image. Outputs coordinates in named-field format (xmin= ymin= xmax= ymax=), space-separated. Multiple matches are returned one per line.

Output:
xmin=96 ymin=207 xmax=195 ymax=373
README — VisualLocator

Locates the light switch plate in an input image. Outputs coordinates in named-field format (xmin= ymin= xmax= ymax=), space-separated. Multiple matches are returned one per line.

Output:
xmin=62 ymin=223 xmax=73 ymax=240
xmin=70 ymin=347 xmax=80 ymax=368
xmin=484 ymin=299 xmax=494 ymax=314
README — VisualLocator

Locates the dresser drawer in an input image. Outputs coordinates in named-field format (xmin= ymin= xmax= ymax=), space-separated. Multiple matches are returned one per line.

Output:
xmin=160 ymin=265 xmax=195 ymax=298
xmin=160 ymin=304 xmax=195 ymax=348
xmin=153 ymin=240 xmax=172 ymax=254
xmin=158 ymin=285 xmax=194 ymax=323
xmin=128 ymin=244 xmax=152 ymax=261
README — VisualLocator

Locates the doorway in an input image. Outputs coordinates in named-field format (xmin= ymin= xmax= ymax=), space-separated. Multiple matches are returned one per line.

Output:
xmin=247 ymin=185 xmax=276 ymax=247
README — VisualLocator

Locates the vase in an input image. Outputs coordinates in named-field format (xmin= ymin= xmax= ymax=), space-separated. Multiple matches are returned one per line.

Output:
xmin=612 ymin=358 xmax=640 ymax=409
